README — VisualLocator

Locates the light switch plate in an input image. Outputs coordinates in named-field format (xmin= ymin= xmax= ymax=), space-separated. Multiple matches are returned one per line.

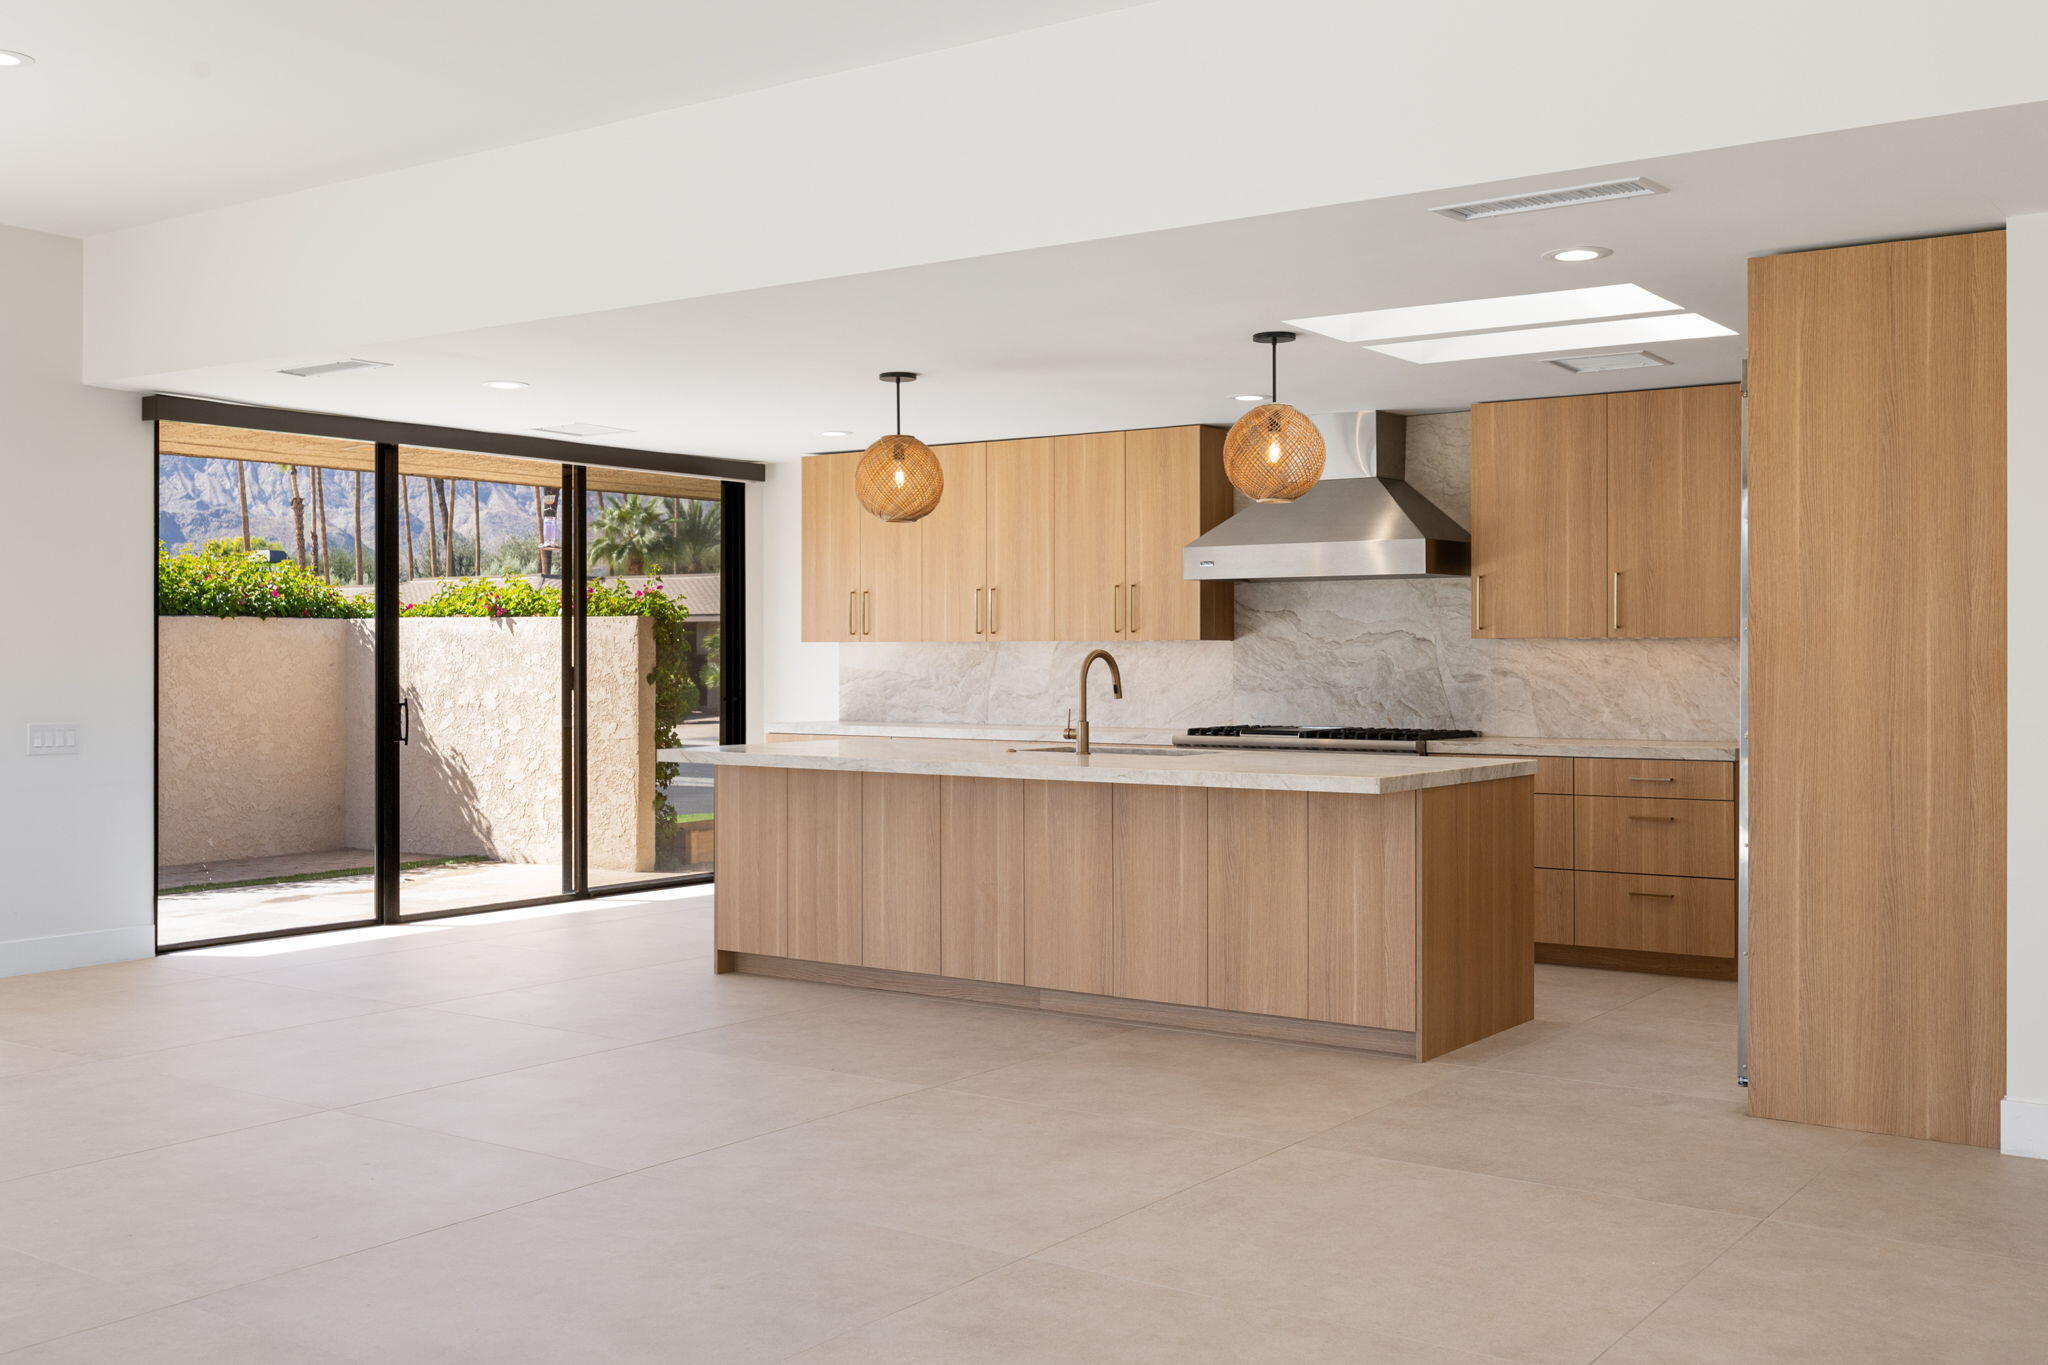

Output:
xmin=26 ymin=722 xmax=79 ymax=755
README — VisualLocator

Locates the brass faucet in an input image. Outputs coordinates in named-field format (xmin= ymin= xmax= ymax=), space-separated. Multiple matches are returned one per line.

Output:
xmin=1066 ymin=649 xmax=1123 ymax=755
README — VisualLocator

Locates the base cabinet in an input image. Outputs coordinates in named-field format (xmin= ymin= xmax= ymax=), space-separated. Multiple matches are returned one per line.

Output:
xmin=714 ymin=765 xmax=1534 ymax=1060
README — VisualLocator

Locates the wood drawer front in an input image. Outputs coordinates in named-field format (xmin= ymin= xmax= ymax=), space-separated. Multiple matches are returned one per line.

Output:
xmin=1573 ymin=796 xmax=1735 ymax=879
xmin=1535 ymin=867 xmax=1574 ymax=944
xmin=1573 ymin=871 xmax=1735 ymax=957
xmin=1574 ymin=757 xmax=1734 ymax=801
xmin=1534 ymin=794 xmax=1573 ymax=869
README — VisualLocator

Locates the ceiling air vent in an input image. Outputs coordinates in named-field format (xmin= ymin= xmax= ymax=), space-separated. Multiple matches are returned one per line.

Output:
xmin=533 ymin=422 xmax=633 ymax=437
xmin=276 ymin=358 xmax=392 ymax=377
xmin=1431 ymin=178 xmax=1666 ymax=222
xmin=1548 ymin=351 xmax=1672 ymax=374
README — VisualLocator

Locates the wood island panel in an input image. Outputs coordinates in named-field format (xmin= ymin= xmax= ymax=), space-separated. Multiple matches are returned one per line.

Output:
xmin=712 ymin=767 xmax=787 ymax=956
xmin=1416 ymin=776 xmax=1535 ymax=1059
xmin=939 ymin=776 xmax=1027 ymax=984
xmin=860 ymin=773 xmax=944 ymax=974
xmin=1206 ymin=789 xmax=1310 ymax=1018
xmin=1022 ymin=781 xmax=1115 ymax=994
xmin=786 ymin=768 xmax=864 ymax=965
xmin=1305 ymin=791 xmax=1417 ymax=1031
xmin=1111 ymin=785 xmax=1209 ymax=1007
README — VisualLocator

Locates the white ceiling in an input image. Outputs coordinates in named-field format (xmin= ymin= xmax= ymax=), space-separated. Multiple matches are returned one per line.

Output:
xmin=0 ymin=0 xmax=1152 ymax=236
xmin=142 ymin=102 xmax=2048 ymax=463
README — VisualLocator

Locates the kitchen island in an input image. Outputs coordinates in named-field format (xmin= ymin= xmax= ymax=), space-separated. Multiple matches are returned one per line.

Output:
xmin=699 ymin=739 xmax=1537 ymax=1060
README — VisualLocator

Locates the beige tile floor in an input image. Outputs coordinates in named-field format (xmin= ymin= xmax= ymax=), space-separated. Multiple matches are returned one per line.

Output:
xmin=0 ymin=889 xmax=2044 ymax=1362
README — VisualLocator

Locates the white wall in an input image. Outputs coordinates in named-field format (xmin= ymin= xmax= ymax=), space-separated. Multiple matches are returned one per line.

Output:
xmin=84 ymin=0 xmax=2048 ymax=386
xmin=743 ymin=461 xmax=836 ymax=741
xmin=0 ymin=224 xmax=155 ymax=975
xmin=2007 ymin=214 xmax=2048 ymax=1157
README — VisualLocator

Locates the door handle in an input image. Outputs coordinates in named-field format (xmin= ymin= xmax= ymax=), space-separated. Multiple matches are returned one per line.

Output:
xmin=975 ymin=586 xmax=985 ymax=635
xmin=1128 ymin=583 xmax=1139 ymax=634
xmin=848 ymin=589 xmax=857 ymax=637
xmin=863 ymin=590 xmax=872 ymax=636
xmin=396 ymin=696 xmax=411 ymax=746
xmin=1113 ymin=583 xmax=1125 ymax=633
xmin=990 ymin=586 xmax=1000 ymax=635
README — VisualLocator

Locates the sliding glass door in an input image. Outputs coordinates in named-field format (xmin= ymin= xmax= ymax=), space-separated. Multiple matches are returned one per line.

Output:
xmin=154 ymin=413 xmax=743 ymax=950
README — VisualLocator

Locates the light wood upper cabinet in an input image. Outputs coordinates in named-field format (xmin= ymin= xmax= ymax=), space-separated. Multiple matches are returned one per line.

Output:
xmin=1471 ymin=384 xmax=1739 ymax=640
xmin=804 ymin=426 xmax=1233 ymax=642
xmin=920 ymin=443 xmax=988 ymax=642
xmin=800 ymin=450 xmax=863 ymax=641
xmin=1124 ymin=426 xmax=1233 ymax=641
xmin=1606 ymin=386 xmax=1740 ymax=638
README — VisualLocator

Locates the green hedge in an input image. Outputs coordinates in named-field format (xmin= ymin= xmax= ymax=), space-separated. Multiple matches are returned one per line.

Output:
xmin=157 ymin=543 xmax=371 ymax=619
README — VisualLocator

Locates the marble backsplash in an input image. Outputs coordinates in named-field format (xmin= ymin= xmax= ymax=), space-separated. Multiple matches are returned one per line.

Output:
xmin=836 ymin=413 xmax=1739 ymax=741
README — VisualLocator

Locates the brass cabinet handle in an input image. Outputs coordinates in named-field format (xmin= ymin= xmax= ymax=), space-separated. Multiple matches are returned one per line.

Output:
xmin=848 ymin=589 xmax=857 ymax=637
xmin=1627 ymin=776 xmax=1676 ymax=783
xmin=989 ymin=586 xmax=1000 ymax=635
xmin=863 ymin=590 xmax=872 ymax=636
xmin=1627 ymin=814 xmax=1678 ymax=822
xmin=975 ymin=587 xmax=985 ymax=635
xmin=1473 ymin=574 xmax=1486 ymax=632
xmin=1628 ymin=890 xmax=1678 ymax=899
xmin=1128 ymin=583 xmax=1139 ymax=634
xmin=1610 ymin=570 xmax=1623 ymax=633
xmin=1113 ymin=583 xmax=1125 ymax=633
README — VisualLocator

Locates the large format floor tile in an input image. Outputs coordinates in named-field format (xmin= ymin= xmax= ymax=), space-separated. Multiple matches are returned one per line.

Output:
xmin=0 ymin=1058 xmax=311 ymax=1182
xmin=433 ymin=958 xmax=849 ymax=1041
xmin=1530 ymin=965 xmax=1671 ymax=1024
xmin=788 ymin=1260 xmax=1508 ymax=1365
xmin=1471 ymin=1012 xmax=1743 ymax=1101
xmin=0 ymin=1040 xmax=87 ymax=1080
xmin=0 ymin=1304 xmax=356 ymax=1365
xmin=1768 ymin=1130 xmax=2048 ymax=1262
xmin=0 ymin=1249 xmax=180 ymax=1356
xmin=198 ymin=1179 xmax=1010 ymax=1364
xmin=1305 ymin=1067 xmax=1857 ymax=1217
xmin=1040 ymin=1144 xmax=1753 ymax=1365
xmin=0 ymin=972 xmax=382 ymax=1058
xmin=1600 ymin=1221 xmax=2048 ymax=1364
xmin=645 ymin=1087 xmax=1275 ymax=1254
xmin=0 ymin=1111 xmax=612 ymax=1298
xmin=950 ymin=1026 xmax=1448 ymax=1141
xmin=137 ymin=1005 xmax=623 ymax=1107
xmin=662 ymin=990 xmax=1129 ymax=1085
xmin=234 ymin=940 xmax=644 ymax=1006
xmin=351 ymin=1040 xmax=918 ymax=1169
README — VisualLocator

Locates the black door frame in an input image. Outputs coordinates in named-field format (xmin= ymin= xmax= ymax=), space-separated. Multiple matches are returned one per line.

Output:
xmin=150 ymin=400 xmax=757 ymax=952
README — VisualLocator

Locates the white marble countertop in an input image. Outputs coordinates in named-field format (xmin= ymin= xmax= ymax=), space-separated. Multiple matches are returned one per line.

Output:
xmin=704 ymin=737 xmax=1536 ymax=795
xmin=764 ymin=721 xmax=1737 ymax=763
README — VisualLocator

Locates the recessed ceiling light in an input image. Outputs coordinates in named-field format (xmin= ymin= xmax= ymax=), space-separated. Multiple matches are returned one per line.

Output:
xmin=482 ymin=380 xmax=529 ymax=390
xmin=1545 ymin=246 xmax=1612 ymax=263
xmin=1290 ymin=283 xmax=1680 ymax=344
xmin=0 ymin=51 xmax=36 ymax=67
xmin=1232 ymin=394 xmax=1267 ymax=403
xmin=821 ymin=430 xmax=853 ymax=438
xmin=1366 ymin=314 xmax=1736 ymax=364
xmin=533 ymin=422 xmax=632 ymax=438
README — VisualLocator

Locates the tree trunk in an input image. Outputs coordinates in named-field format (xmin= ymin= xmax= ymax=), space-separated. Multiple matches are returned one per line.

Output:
xmin=438 ymin=480 xmax=456 ymax=576
xmin=404 ymin=476 xmax=418 ymax=579
xmin=352 ymin=471 xmax=364 ymax=585
xmin=535 ymin=486 xmax=546 ymax=578
xmin=425 ymin=477 xmax=441 ymax=578
xmin=312 ymin=472 xmax=329 ymax=580
xmin=285 ymin=466 xmax=307 ymax=567
xmin=236 ymin=462 xmax=251 ymax=550
xmin=472 ymin=481 xmax=483 ymax=577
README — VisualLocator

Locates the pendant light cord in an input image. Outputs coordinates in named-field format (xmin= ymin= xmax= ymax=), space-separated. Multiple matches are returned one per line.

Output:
xmin=1269 ymin=339 xmax=1278 ymax=402
xmin=894 ymin=377 xmax=903 ymax=435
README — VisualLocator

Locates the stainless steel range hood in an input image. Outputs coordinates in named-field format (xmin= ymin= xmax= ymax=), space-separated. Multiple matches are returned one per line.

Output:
xmin=1183 ymin=411 xmax=1470 ymax=581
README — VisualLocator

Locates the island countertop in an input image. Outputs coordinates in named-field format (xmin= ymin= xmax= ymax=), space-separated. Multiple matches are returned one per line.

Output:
xmin=698 ymin=737 xmax=1536 ymax=795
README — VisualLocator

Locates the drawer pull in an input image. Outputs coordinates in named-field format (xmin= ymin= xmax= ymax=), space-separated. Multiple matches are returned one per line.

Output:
xmin=1628 ymin=891 xmax=1678 ymax=899
xmin=1627 ymin=815 xmax=1678 ymax=822
xmin=1627 ymin=776 xmax=1676 ymax=783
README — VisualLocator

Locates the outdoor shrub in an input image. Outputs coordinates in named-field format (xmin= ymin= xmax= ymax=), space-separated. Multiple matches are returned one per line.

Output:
xmin=156 ymin=543 xmax=371 ymax=619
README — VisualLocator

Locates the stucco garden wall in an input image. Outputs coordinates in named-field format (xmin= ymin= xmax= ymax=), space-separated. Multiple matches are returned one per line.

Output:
xmin=159 ymin=615 xmax=654 ymax=872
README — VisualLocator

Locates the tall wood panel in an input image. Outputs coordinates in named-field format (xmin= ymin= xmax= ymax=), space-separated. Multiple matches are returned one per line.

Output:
xmin=1207 ymin=790 xmax=1309 ymax=1016
xmin=712 ymin=768 xmax=787 ymax=954
xmin=984 ymin=437 xmax=1058 ymax=642
xmin=1049 ymin=432 xmax=1126 ymax=641
xmin=800 ymin=451 xmax=862 ymax=641
xmin=1415 ymin=777 xmax=1534 ymax=1059
xmin=920 ymin=443 xmax=989 ymax=642
xmin=1470 ymin=395 xmax=1607 ymax=638
xmin=940 ymin=776 xmax=1026 ymax=984
xmin=786 ymin=769 xmax=864 ymax=965
xmin=1747 ymin=230 xmax=2006 ymax=1147
xmin=1606 ymin=385 xmax=1741 ymax=638
xmin=1022 ymin=781 xmax=1115 ymax=993
xmin=1305 ymin=791 xmax=1417 ymax=1031
xmin=1123 ymin=426 xmax=1233 ymax=641
xmin=1111 ymin=786 xmax=1208 ymax=1006
xmin=861 ymin=773 xmax=943 ymax=974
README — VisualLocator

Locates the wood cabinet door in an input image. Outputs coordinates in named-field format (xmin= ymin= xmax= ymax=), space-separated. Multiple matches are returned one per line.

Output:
xmin=1111 ymin=785 xmax=1208 ymax=1006
xmin=800 ymin=452 xmax=863 ymax=641
xmin=786 ymin=768 xmax=864 ymax=965
xmin=858 ymin=512 xmax=923 ymax=641
xmin=919 ymin=443 xmax=988 ymax=642
xmin=1470 ymin=396 xmax=1607 ymax=638
xmin=1605 ymin=384 xmax=1741 ymax=638
xmin=1572 ymin=795 xmax=1736 ymax=879
xmin=1207 ymin=789 xmax=1309 ymax=1017
xmin=1535 ymin=867 xmax=1575 ymax=945
xmin=1123 ymin=427 xmax=1229 ymax=641
xmin=984 ymin=438 xmax=1057 ymax=642
xmin=1305 ymin=791 xmax=1417 ymax=1031
xmin=1573 ymin=871 xmax=1735 ymax=957
xmin=940 ymin=776 xmax=1026 ymax=984
xmin=1048 ymin=432 xmax=1127 ymax=641
xmin=1022 ymin=781 xmax=1115 ymax=993
xmin=861 ymin=773 xmax=943 ymax=974
xmin=713 ymin=768 xmax=787 ymax=955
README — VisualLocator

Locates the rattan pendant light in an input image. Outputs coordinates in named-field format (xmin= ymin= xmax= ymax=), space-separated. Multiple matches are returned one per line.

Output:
xmin=854 ymin=371 xmax=943 ymax=522
xmin=1223 ymin=331 xmax=1325 ymax=503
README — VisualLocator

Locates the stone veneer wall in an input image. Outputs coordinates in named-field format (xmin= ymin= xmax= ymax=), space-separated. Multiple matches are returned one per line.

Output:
xmin=837 ymin=412 xmax=1740 ymax=739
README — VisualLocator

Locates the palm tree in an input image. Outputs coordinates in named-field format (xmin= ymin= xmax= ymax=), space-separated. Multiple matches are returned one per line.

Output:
xmin=471 ymin=481 xmax=484 ymax=578
xmin=279 ymin=464 xmax=307 ymax=567
xmin=235 ymin=461 xmax=252 ymax=551
xmin=588 ymin=494 xmax=670 ymax=576
xmin=664 ymin=499 xmax=722 ymax=573
xmin=352 ymin=471 xmax=365 ymax=585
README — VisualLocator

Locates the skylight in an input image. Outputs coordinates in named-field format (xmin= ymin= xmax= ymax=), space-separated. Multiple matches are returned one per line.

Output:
xmin=1364 ymin=313 xmax=1736 ymax=364
xmin=1288 ymin=284 xmax=1682 ymax=344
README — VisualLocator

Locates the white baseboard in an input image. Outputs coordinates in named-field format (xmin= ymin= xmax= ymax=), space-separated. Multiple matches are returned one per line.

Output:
xmin=0 ymin=924 xmax=155 ymax=979
xmin=2003 ymin=1097 xmax=2048 ymax=1160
